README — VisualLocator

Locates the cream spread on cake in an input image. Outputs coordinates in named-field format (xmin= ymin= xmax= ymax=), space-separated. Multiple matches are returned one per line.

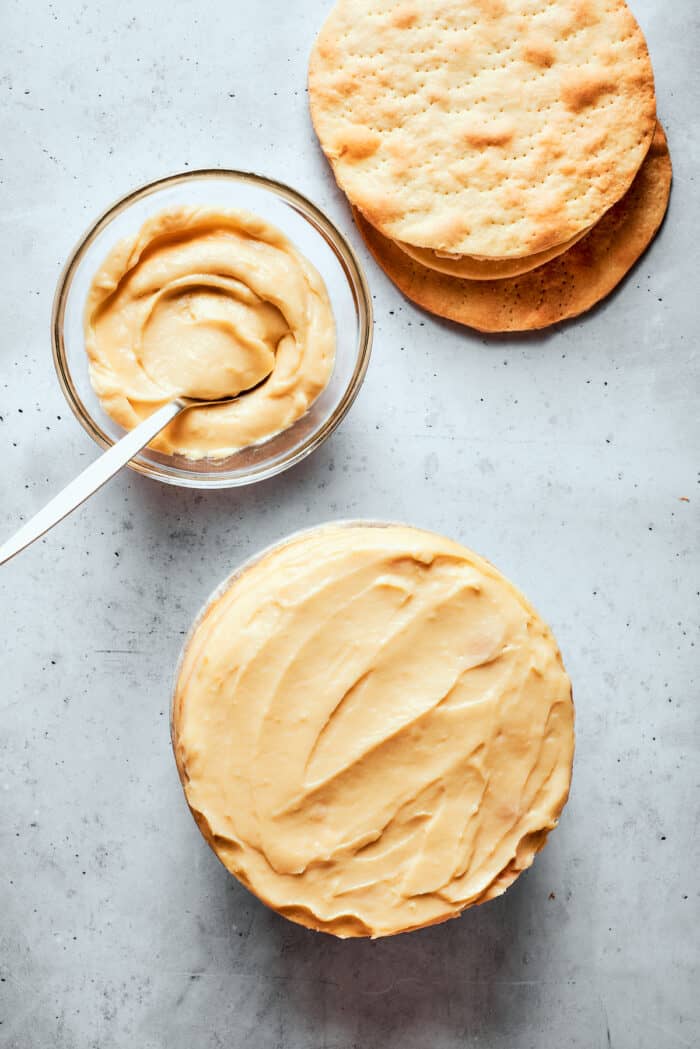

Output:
xmin=173 ymin=523 xmax=574 ymax=938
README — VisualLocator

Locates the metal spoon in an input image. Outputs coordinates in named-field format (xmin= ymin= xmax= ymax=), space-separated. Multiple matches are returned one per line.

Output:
xmin=0 ymin=391 xmax=249 ymax=566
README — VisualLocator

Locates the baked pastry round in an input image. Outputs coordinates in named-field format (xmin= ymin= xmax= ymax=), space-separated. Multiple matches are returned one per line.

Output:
xmin=172 ymin=523 xmax=574 ymax=938
xmin=309 ymin=0 xmax=656 ymax=258
xmin=394 ymin=227 xmax=590 ymax=281
xmin=355 ymin=124 xmax=671 ymax=332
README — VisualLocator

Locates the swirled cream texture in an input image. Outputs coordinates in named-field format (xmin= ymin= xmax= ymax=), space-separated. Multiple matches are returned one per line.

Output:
xmin=173 ymin=524 xmax=574 ymax=938
xmin=84 ymin=208 xmax=335 ymax=459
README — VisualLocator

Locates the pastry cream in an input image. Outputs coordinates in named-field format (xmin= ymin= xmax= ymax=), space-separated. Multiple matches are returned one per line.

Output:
xmin=172 ymin=523 xmax=574 ymax=938
xmin=84 ymin=207 xmax=335 ymax=459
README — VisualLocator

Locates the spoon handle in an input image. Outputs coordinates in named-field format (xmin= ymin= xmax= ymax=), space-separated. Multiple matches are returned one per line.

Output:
xmin=0 ymin=400 xmax=185 ymax=566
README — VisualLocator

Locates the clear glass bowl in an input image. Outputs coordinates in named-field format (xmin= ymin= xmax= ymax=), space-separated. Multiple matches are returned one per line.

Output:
xmin=52 ymin=171 xmax=373 ymax=488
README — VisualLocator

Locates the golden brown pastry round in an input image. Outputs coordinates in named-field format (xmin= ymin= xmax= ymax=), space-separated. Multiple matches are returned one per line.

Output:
xmin=309 ymin=0 xmax=657 ymax=258
xmin=354 ymin=124 xmax=671 ymax=332
xmin=394 ymin=228 xmax=590 ymax=281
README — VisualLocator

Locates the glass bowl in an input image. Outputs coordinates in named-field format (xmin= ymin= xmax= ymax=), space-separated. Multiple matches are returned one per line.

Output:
xmin=51 ymin=171 xmax=373 ymax=488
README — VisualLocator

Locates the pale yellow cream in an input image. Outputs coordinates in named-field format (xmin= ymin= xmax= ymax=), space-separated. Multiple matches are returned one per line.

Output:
xmin=173 ymin=523 xmax=574 ymax=938
xmin=84 ymin=208 xmax=335 ymax=459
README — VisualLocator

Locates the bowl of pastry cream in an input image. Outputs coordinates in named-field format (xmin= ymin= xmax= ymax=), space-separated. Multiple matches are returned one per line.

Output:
xmin=171 ymin=521 xmax=575 ymax=938
xmin=52 ymin=171 xmax=372 ymax=487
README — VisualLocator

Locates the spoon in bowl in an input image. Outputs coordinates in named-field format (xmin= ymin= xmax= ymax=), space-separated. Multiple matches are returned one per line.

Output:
xmin=0 ymin=387 xmax=260 ymax=566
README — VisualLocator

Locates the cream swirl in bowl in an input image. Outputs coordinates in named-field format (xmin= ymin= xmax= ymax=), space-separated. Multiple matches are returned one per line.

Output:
xmin=84 ymin=207 xmax=335 ymax=459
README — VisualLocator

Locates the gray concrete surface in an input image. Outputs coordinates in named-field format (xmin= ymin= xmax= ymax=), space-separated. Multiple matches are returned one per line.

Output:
xmin=1 ymin=2 xmax=698 ymax=1046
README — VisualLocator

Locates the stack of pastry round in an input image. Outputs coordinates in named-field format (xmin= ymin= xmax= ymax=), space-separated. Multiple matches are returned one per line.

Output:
xmin=309 ymin=0 xmax=671 ymax=332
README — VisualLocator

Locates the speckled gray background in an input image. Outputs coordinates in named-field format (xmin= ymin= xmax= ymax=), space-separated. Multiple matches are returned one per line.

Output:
xmin=1 ymin=2 xmax=698 ymax=1047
